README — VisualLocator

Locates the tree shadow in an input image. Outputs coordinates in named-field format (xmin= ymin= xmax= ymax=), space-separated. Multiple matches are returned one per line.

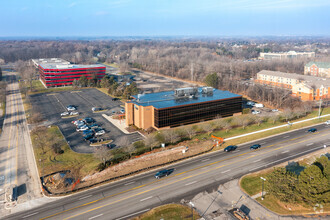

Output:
xmin=285 ymin=161 xmax=305 ymax=175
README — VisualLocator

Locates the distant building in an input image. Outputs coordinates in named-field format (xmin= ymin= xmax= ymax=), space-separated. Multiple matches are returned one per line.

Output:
xmin=255 ymin=70 xmax=330 ymax=101
xmin=304 ymin=61 xmax=330 ymax=78
xmin=32 ymin=58 xmax=106 ymax=87
xmin=259 ymin=51 xmax=315 ymax=60
xmin=125 ymin=87 xmax=242 ymax=130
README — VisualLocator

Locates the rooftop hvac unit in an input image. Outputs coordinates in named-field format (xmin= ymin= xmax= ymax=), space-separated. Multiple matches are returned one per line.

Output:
xmin=202 ymin=87 xmax=213 ymax=95
xmin=174 ymin=87 xmax=198 ymax=97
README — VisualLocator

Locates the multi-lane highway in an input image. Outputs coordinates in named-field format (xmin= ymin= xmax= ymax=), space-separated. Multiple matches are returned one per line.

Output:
xmin=4 ymin=119 xmax=329 ymax=219
xmin=0 ymin=72 xmax=41 ymax=212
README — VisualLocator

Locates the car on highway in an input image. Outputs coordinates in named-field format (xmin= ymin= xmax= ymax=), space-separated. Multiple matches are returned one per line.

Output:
xmin=66 ymin=105 xmax=76 ymax=111
xmin=272 ymin=109 xmax=279 ymax=112
xmin=95 ymin=129 xmax=105 ymax=136
xmin=70 ymin=111 xmax=79 ymax=116
xmin=77 ymin=125 xmax=89 ymax=132
xmin=60 ymin=112 xmax=69 ymax=116
xmin=250 ymin=144 xmax=261 ymax=150
xmin=224 ymin=145 xmax=237 ymax=152
xmin=307 ymin=128 xmax=317 ymax=133
xmin=154 ymin=169 xmax=174 ymax=179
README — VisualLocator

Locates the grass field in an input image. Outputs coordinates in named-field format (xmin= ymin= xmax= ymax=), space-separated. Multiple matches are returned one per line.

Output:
xmin=32 ymin=126 xmax=100 ymax=177
xmin=133 ymin=204 xmax=200 ymax=220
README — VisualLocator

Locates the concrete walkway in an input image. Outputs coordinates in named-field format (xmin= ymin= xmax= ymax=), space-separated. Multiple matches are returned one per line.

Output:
xmin=102 ymin=113 xmax=130 ymax=134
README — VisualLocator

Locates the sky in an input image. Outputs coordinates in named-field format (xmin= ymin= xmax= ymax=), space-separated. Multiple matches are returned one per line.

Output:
xmin=1 ymin=0 xmax=330 ymax=37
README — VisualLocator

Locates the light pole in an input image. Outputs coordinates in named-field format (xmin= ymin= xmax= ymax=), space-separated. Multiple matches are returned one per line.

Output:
xmin=260 ymin=177 xmax=266 ymax=200
xmin=318 ymin=99 xmax=322 ymax=119
xmin=189 ymin=201 xmax=194 ymax=220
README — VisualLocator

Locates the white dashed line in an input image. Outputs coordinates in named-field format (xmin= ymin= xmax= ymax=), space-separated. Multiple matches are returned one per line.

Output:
xmin=116 ymin=209 xmax=150 ymax=220
xmin=124 ymin=181 xmax=135 ymax=186
xmin=22 ymin=212 xmax=39 ymax=218
xmin=221 ymin=169 xmax=231 ymax=173
xmin=254 ymin=159 xmax=261 ymax=163
xmin=79 ymin=195 xmax=92 ymax=200
xmin=260 ymin=142 xmax=266 ymax=145
xmin=185 ymin=181 xmax=197 ymax=186
xmin=281 ymin=150 xmax=290 ymax=154
xmin=306 ymin=143 xmax=314 ymax=146
xmin=284 ymin=136 xmax=290 ymax=138
xmin=89 ymin=214 xmax=103 ymax=220
xmin=140 ymin=196 xmax=153 ymax=202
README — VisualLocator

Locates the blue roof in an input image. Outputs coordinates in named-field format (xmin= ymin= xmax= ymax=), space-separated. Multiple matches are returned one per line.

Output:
xmin=129 ymin=88 xmax=241 ymax=109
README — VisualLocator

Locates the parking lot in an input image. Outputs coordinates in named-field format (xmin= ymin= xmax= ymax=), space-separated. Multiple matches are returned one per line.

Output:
xmin=30 ymin=88 xmax=142 ymax=153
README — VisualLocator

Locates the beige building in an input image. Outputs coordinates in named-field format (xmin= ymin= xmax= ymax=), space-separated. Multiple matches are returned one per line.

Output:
xmin=259 ymin=51 xmax=315 ymax=60
xmin=304 ymin=61 xmax=330 ymax=78
xmin=255 ymin=70 xmax=330 ymax=101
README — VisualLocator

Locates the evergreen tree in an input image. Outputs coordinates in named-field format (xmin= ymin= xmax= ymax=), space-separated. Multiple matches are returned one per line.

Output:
xmin=296 ymin=165 xmax=328 ymax=205
xmin=78 ymin=75 xmax=88 ymax=87
xmin=100 ymin=75 xmax=110 ymax=88
xmin=204 ymin=72 xmax=219 ymax=88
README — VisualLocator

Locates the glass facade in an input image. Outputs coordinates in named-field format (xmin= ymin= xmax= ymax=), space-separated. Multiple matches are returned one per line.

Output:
xmin=154 ymin=97 xmax=242 ymax=128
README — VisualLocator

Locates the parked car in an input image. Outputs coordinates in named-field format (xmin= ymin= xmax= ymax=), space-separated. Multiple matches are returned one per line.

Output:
xmin=247 ymin=101 xmax=255 ymax=106
xmin=120 ymin=109 xmax=125 ymax=114
xmin=66 ymin=105 xmax=76 ymax=111
xmin=250 ymin=144 xmax=261 ymax=150
xmin=92 ymin=107 xmax=103 ymax=112
xmin=307 ymin=128 xmax=317 ymax=133
xmin=105 ymin=143 xmax=116 ymax=149
xmin=88 ymin=138 xmax=98 ymax=143
xmin=84 ymin=117 xmax=95 ymax=124
xmin=77 ymin=125 xmax=89 ymax=132
xmin=73 ymin=119 xmax=83 ymax=125
xmin=112 ymin=98 xmax=119 ymax=101
xmin=224 ymin=145 xmax=237 ymax=152
xmin=252 ymin=110 xmax=260 ymax=115
xmin=154 ymin=169 xmax=174 ymax=179
xmin=95 ymin=130 xmax=105 ymax=136
xmin=75 ymin=121 xmax=85 ymax=127
xmin=272 ymin=109 xmax=279 ymax=112
xmin=255 ymin=103 xmax=264 ymax=108
xmin=61 ymin=112 xmax=69 ymax=116
xmin=325 ymin=120 xmax=330 ymax=125
xmin=83 ymin=129 xmax=94 ymax=135
xmin=83 ymin=134 xmax=94 ymax=140
xmin=90 ymin=124 xmax=100 ymax=129
xmin=70 ymin=111 xmax=79 ymax=116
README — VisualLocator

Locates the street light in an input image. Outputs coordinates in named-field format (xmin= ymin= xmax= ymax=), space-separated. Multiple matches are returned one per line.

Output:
xmin=260 ymin=177 xmax=266 ymax=200
xmin=189 ymin=201 xmax=194 ymax=220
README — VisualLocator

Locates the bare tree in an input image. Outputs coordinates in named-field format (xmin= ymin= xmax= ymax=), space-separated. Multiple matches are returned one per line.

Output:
xmin=253 ymin=116 xmax=265 ymax=126
xmin=94 ymin=146 xmax=113 ymax=165
xmin=144 ymin=133 xmax=158 ymax=150
xmin=184 ymin=126 xmax=197 ymax=139
xmin=282 ymin=108 xmax=294 ymax=122
xmin=201 ymin=122 xmax=214 ymax=135
xmin=162 ymin=129 xmax=180 ymax=144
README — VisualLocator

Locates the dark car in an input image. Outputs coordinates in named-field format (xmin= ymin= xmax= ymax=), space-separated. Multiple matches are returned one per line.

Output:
xmin=112 ymin=98 xmax=119 ymax=101
xmin=84 ymin=117 xmax=95 ymax=124
xmin=307 ymin=128 xmax=317 ymax=133
xmin=250 ymin=144 xmax=261 ymax=150
xmin=83 ymin=129 xmax=94 ymax=135
xmin=83 ymin=134 xmax=94 ymax=140
xmin=88 ymin=138 xmax=98 ymax=143
xmin=224 ymin=145 xmax=237 ymax=152
xmin=154 ymin=168 xmax=174 ymax=179
xmin=90 ymin=124 xmax=100 ymax=129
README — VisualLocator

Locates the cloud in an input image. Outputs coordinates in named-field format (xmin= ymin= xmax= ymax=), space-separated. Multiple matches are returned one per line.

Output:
xmin=68 ymin=2 xmax=77 ymax=8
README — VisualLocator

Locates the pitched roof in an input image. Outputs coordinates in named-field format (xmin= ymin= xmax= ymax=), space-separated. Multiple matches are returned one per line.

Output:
xmin=305 ymin=61 xmax=330 ymax=69
xmin=257 ymin=70 xmax=330 ymax=88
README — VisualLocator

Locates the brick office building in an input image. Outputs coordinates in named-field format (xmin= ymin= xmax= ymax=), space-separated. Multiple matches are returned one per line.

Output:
xmin=304 ymin=61 xmax=330 ymax=78
xmin=32 ymin=58 xmax=106 ymax=87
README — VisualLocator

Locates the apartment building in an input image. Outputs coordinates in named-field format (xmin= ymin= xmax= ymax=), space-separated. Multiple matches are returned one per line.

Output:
xmin=259 ymin=51 xmax=315 ymax=60
xmin=304 ymin=61 xmax=330 ymax=78
xmin=255 ymin=70 xmax=330 ymax=101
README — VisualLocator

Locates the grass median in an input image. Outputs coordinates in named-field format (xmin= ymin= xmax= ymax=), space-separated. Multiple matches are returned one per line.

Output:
xmin=133 ymin=204 xmax=200 ymax=220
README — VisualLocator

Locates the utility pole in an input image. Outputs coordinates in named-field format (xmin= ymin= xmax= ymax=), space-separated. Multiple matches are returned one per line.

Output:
xmin=189 ymin=201 xmax=194 ymax=220
xmin=260 ymin=177 xmax=266 ymax=200
xmin=318 ymin=99 xmax=322 ymax=118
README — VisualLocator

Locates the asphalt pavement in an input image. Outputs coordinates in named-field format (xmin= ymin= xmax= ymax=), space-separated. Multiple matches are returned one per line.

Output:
xmin=29 ymin=89 xmax=142 ymax=153
xmin=4 ymin=122 xmax=329 ymax=219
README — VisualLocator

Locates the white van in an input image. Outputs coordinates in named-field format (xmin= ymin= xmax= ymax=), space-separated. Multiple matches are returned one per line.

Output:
xmin=255 ymin=103 xmax=264 ymax=108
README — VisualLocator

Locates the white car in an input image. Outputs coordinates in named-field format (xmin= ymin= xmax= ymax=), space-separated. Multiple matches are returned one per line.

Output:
xmin=247 ymin=101 xmax=255 ymax=106
xmin=70 ymin=111 xmax=79 ymax=116
xmin=95 ymin=130 xmax=105 ymax=136
xmin=67 ymin=105 xmax=76 ymax=111
xmin=325 ymin=120 xmax=330 ymax=125
xmin=252 ymin=110 xmax=261 ymax=115
xmin=76 ymin=125 xmax=89 ymax=132
xmin=272 ymin=109 xmax=279 ymax=112
xmin=73 ymin=119 xmax=84 ymax=125
xmin=120 ymin=109 xmax=125 ymax=114
xmin=61 ymin=112 xmax=69 ymax=116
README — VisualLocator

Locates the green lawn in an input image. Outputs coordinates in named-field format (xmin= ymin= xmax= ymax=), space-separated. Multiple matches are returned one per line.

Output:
xmin=32 ymin=126 xmax=100 ymax=177
xmin=133 ymin=204 xmax=200 ymax=220
xmin=240 ymin=172 xmax=270 ymax=196
xmin=28 ymin=80 xmax=76 ymax=94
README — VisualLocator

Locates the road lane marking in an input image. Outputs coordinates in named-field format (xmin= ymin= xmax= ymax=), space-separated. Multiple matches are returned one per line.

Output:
xmin=22 ymin=212 xmax=39 ymax=218
xmin=124 ymin=181 xmax=135 ymax=186
xmin=201 ymin=158 xmax=210 ymax=162
xmin=140 ymin=196 xmax=153 ymax=201
xmin=306 ymin=143 xmax=314 ymax=146
xmin=88 ymin=214 xmax=103 ymax=220
xmin=281 ymin=150 xmax=290 ymax=154
xmin=45 ymin=132 xmax=329 ymax=220
xmin=249 ymin=147 xmax=320 ymax=172
xmin=260 ymin=142 xmax=266 ymax=145
xmin=79 ymin=195 xmax=93 ymax=200
xmin=254 ymin=159 xmax=261 ymax=163
xmin=116 ymin=209 xmax=150 ymax=220
xmin=185 ymin=181 xmax=197 ymax=186
xmin=284 ymin=136 xmax=290 ymax=138
xmin=221 ymin=169 xmax=231 ymax=173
